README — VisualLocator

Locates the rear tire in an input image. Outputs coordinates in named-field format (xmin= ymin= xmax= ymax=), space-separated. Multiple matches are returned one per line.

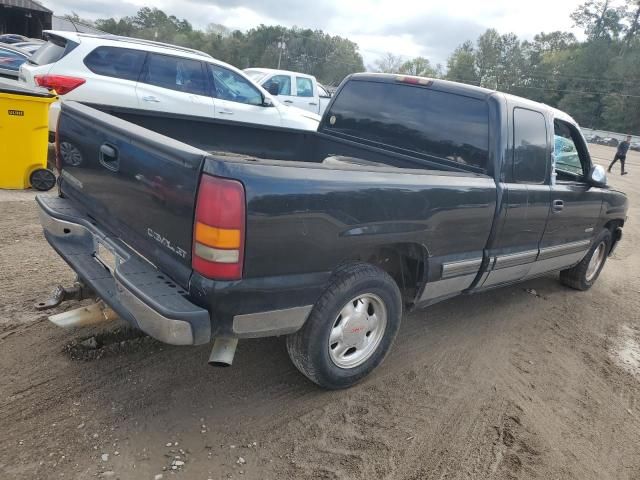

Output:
xmin=286 ymin=263 xmax=402 ymax=389
xmin=560 ymin=229 xmax=611 ymax=291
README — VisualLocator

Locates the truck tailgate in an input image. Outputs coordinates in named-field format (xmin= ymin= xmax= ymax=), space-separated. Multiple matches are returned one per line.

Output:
xmin=56 ymin=101 xmax=207 ymax=288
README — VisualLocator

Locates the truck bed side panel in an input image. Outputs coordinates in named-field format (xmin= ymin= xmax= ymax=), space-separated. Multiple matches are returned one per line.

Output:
xmin=205 ymin=158 xmax=497 ymax=300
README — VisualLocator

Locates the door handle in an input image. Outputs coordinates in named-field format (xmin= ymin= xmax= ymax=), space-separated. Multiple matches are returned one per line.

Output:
xmin=552 ymin=199 xmax=564 ymax=212
xmin=309 ymin=102 xmax=318 ymax=106
xmin=99 ymin=143 xmax=119 ymax=172
xmin=283 ymin=100 xmax=293 ymax=104
xmin=142 ymin=95 xmax=160 ymax=103
xmin=219 ymin=109 xmax=234 ymax=115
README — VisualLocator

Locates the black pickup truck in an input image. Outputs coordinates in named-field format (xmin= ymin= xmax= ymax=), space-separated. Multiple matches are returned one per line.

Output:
xmin=37 ymin=73 xmax=628 ymax=389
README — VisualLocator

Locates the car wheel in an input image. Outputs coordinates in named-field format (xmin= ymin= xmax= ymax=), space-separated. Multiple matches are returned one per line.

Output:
xmin=560 ymin=229 xmax=612 ymax=291
xmin=286 ymin=263 xmax=402 ymax=389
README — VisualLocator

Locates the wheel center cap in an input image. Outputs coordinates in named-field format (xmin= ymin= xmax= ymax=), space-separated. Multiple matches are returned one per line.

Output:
xmin=342 ymin=314 xmax=367 ymax=344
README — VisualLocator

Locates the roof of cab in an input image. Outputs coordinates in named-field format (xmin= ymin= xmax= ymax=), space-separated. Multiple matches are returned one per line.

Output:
xmin=245 ymin=67 xmax=315 ymax=78
xmin=348 ymin=73 xmax=496 ymax=99
xmin=350 ymin=72 xmax=579 ymax=125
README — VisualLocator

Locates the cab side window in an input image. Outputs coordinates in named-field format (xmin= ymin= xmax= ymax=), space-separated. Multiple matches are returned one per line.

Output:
xmin=263 ymin=75 xmax=291 ymax=95
xmin=513 ymin=108 xmax=548 ymax=184
xmin=554 ymin=120 xmax=586 ymax=178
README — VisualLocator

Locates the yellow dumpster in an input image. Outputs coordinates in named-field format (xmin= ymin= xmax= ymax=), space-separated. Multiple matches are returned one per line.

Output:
xmin=0 ymin=79 xmax=57 ymax=190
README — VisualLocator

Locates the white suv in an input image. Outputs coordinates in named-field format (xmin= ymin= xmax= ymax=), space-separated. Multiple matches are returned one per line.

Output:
xmin=19 ymin=31 xmax=320 ymax=135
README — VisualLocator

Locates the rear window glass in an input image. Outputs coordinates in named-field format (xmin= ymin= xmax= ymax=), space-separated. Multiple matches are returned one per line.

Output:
xmin=84 ymin=46 xmax=146 ymax=81
xmin=513 ymin=108 xmax=548 ymax=183
xmin=325 ymin=80 xmax=489 ymax=170
xmin=30 ymin=36 xmax=77 ymax=66
xmin=143 ymin=53 xmax=207 ymax=96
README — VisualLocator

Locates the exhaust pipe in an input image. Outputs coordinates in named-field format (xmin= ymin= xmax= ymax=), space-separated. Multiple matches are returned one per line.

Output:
xmin=208 ymin=337 xmax=238 ymax=367
xmin=48 ymin=300 xmax=118 ymax=328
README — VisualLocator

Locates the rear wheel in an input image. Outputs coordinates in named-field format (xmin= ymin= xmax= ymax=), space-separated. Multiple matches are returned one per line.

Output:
xmin=286 ymin=264 xmax=402 ymax=389
xmin=560 ymin=229 xmax=611 ymax=291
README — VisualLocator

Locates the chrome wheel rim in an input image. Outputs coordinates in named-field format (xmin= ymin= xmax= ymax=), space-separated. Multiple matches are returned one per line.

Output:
xmin=328 ymin=293 xmax=387 ymax=369
xmin=60 ymin=142 xmax=83 ymax=166
xmin=586 ymin=242 xmax=606 ymax=282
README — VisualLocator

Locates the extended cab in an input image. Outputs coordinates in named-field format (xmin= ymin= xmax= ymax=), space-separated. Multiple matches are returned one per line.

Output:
xmin=37 ymin=73 xmax=628 ymax=389
xmin=244 ymin=68 xmax=332 ymax=115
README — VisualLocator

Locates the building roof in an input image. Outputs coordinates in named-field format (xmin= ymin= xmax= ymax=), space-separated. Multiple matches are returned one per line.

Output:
xmin=0 ymin=0 xmax=52 ymax=13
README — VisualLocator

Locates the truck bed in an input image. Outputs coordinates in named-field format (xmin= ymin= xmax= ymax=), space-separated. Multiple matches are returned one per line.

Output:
xmin=55 ymin=101 xmax=497 ymax=333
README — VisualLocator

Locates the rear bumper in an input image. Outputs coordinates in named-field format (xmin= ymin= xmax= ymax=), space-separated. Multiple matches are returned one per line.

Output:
xmin=36 ymin=195 xmax=211 ymax=345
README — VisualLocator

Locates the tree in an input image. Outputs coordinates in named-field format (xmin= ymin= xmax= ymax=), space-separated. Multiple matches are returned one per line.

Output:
xmin=571 ymin=1 xmax=625 ymax=39
xmin=372 ymin=53 xmax=404 ymax=73
xmin=475 ymin=29 xmax=502 ymax=88
xmin=398 ymin=57 xmax=440 ymax=77
xmin=623 ymin=0 xmax=640 ymax=45
xmin=95 ymin=9 xmax=364 ymax=86
xmin=62 ymin=13 xmax=95 ymax=27
xmin=445 ymin=41 xmax=478 ymax=84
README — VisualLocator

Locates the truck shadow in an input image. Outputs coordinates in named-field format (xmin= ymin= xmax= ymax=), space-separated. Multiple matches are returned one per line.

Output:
xmin=66 ymin=273 xmax=570 ymax=427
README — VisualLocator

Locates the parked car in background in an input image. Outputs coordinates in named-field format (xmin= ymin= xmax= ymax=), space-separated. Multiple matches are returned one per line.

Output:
xmin=18 ymin=31 xmax=320 ymax=137
xmin=0 ymin=34 xmax=29 ymax=44
xmin=244 ymin=68 xmax=332 ymax=115
xmin=13 ymin=40 xmax=45 ymax=55
xmin=584 ymin=134 xmax=601 ymax=144
xmin=0 ymin=44 xmax=30 ymax=80
xmin=601 ymin=137 xmax=619 ymax=147
xmin=630 ymin=141 xmax=640 ymax=152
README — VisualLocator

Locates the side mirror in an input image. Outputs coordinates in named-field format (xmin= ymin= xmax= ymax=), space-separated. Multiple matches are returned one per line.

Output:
xmin=266 ymin=83 xmax=279 ymax=96
xmin=262 ymin=96 xmax=274 ymax=107
xmin=588 ymin=165 xmax=607 ymax=187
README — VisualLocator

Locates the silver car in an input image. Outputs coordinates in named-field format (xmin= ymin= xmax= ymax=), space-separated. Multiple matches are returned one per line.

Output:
xmin=0 ymin=44 xmax=30 ymax=80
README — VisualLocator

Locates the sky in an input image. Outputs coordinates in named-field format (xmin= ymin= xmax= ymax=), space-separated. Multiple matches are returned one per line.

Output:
xmin=42 ymin=0 xmax=590 ymax=66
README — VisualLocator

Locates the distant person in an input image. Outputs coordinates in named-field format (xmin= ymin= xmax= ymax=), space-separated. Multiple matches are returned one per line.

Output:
xmin=608 ymin=135 xmax=632 ymax=175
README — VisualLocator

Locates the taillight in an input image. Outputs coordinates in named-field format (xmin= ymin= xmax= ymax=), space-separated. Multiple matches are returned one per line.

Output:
xmin=395 ymin=75 xmax=433 ymax=86
xmin=35 ymin=75 xmax=86 ymax=95
xmin=192 ymin=175 xmax=245 ymax=280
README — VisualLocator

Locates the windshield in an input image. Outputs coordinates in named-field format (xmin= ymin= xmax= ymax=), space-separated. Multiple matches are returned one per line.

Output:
xmin=243 ymin=69 xmax=267 ymax=83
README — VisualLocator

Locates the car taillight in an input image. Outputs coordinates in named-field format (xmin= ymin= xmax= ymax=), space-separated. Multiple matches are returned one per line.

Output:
xmin=192 ymin=174 xmax=245 ymax=280
xmin=34 ymin=75 xmax=86 ymax=95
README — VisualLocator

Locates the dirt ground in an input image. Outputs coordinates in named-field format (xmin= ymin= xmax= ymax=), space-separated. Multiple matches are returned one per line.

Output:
xmin=1 ymin=144 xmax=639 ymax=480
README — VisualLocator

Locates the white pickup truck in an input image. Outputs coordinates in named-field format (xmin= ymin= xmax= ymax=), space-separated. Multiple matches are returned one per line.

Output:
xmin=244 ymin=68 xmax=332 ymax=116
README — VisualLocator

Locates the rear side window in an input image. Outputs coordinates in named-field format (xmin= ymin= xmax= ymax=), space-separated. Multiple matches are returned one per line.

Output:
xmin=30 ymin=36 xmax=78 ymax=66
xmin=513 ymin=108 xmax=548 ymax=183
xmin=296 ymin=77 xmax=313 ymax=97
xmin=325 ymin=81 xmax=489 ymax=170
xmin=84 ymin=47 xmax=146 ymax=81
xmin=142 ymin=53 xmax=207 ymax=96
xmin=0 ymin=48 xmax=27 ymax=70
